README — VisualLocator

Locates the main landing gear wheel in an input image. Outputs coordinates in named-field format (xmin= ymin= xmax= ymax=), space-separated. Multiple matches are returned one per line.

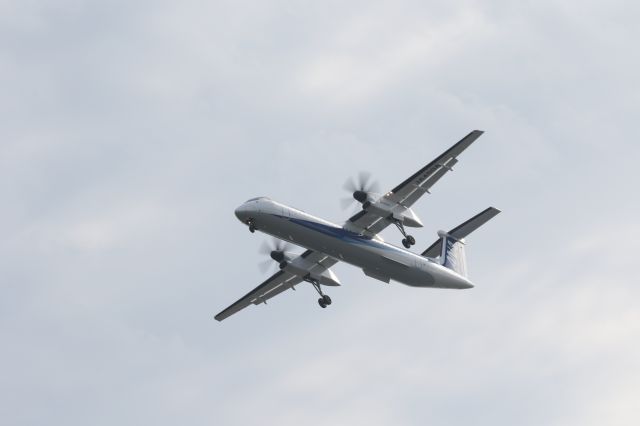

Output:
xmin=394 ymin=219 xmax=415 ymax=248
xmin=318 ymin=295 xmax=332 ymax=308
xmin=307 ymin=277 xmax=332 ymax=309
xmin=402 ymin=236 xmax=415 ymax=248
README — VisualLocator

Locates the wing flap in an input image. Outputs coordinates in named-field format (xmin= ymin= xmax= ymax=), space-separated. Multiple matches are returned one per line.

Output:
xmin=400 ymin=158 xmax=458 ymax=207
xmin=389 ymin=130 xmax=482 ymax=205
xmin=214 ymin=270 xmax=302 ymax=321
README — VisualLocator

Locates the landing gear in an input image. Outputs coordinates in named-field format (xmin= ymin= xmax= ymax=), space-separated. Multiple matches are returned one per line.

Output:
xmin=306 ymin=276 xmax=332 ymax=309
xmin=402 ymin=235 xmax=416 ymax=248
xmin=394 ymin=220 xmax=415 ymax=248
xmin=247 ymin=219 xmax=256 ymax=233
xmin=318 ymin=295 xmax=332 ymax=308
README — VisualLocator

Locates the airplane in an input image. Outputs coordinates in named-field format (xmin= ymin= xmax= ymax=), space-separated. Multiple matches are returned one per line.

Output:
xmin=215 ymin=130 xmax=500 ymax=321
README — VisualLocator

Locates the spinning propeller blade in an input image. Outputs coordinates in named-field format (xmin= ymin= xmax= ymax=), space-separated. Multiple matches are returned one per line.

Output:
xmin=341 ymin=171 xmax=381 ymax=210
xmin=258 ymin=238 xmax=294 ymax=272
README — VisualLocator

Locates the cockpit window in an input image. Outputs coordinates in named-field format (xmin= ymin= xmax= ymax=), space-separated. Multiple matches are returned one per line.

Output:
xmin=245 ymin=196 xmax=269 ymax=203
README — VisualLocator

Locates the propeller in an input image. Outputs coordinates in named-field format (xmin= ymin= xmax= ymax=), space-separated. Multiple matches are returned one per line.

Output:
xmin=258 ymin=238 xmax=295 ymax=273
xmin=340 ymin=171 xmax=381 ymax=210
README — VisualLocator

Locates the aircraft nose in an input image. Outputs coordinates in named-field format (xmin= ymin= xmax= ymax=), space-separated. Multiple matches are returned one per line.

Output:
xmin=235 ymin=204 xmax=249 ymax=222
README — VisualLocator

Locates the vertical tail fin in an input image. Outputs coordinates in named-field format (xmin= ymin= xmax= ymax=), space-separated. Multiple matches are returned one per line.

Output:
xmin=422 ymin=207 xmax=501 ymax=278
xmin=440 ymin=232 xmax=468 ymax=277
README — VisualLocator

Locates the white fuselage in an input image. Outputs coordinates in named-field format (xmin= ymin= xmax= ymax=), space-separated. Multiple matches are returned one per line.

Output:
xmin=235 ymin=198 xmax=473 ymax=289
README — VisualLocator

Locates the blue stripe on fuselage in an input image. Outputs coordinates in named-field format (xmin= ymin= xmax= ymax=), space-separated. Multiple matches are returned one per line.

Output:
xmin=279 ymin=216 xmax=388 ymax=249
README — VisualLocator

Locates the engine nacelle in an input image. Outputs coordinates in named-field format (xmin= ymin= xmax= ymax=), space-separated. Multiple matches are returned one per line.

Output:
xmin=392 ymin=207 xmax=423 ymax=228
xmin=364 ymin=201 xmax=424 ymax=228
xmin=315 ymin=268 xmax=341 ymax=287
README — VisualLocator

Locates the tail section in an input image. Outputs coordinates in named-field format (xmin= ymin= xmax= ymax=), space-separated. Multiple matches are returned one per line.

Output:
xmin=422 ymin=207 xmax=501 ymax=278
xmin=440 ymin=232 xmax=468 ymax=277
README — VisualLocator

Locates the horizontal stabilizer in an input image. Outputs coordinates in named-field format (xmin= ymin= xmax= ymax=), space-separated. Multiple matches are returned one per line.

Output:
xmin=421 ymin=207 xmax=501 ymax=258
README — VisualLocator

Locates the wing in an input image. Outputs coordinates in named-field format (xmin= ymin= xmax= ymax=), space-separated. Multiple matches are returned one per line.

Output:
xmin=298 ymin=249 xmax=340 ymax=271
xmin=345 ymin=130 xmax=484 ymax=236
xmin=214 ymin=270 xmax=303 ymax=321
xmin=215 ymin=249 xmax=339 ymax=321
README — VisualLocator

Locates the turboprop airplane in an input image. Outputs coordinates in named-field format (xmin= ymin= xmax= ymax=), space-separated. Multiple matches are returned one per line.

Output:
xmin=215 ymin=130 xmax=500 ymax=321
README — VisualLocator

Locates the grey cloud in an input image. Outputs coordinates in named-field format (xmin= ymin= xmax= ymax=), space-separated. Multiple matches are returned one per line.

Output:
xmin=1 ymin=0 xmax=639 ymax=425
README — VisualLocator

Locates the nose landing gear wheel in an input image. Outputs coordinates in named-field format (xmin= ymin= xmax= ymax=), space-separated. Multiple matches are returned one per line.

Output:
xmin=247 ymin=219 xmax=256 ymax=233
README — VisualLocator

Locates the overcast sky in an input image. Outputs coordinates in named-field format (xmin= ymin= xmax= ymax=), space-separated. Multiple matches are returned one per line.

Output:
xmin=2 ymin=1 xmax=640 ymax=425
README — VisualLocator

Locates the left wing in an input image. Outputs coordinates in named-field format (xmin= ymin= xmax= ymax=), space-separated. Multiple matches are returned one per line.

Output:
xmin=215 ymin=249 xmax=339 ymax=321
xmin=345 ymin=130 xmax=484 ymax=236
xmin=214 ymin=270 xmax=303 ymax=321
xmin=298 ymin=249 xmax=340 ymax=271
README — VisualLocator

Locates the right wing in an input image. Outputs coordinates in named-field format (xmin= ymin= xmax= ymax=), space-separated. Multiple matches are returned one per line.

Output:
xmin=386 ymin=130 xmax=484 ymax=208
xmin=215 ymin=249 xmax=339 ymax=321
